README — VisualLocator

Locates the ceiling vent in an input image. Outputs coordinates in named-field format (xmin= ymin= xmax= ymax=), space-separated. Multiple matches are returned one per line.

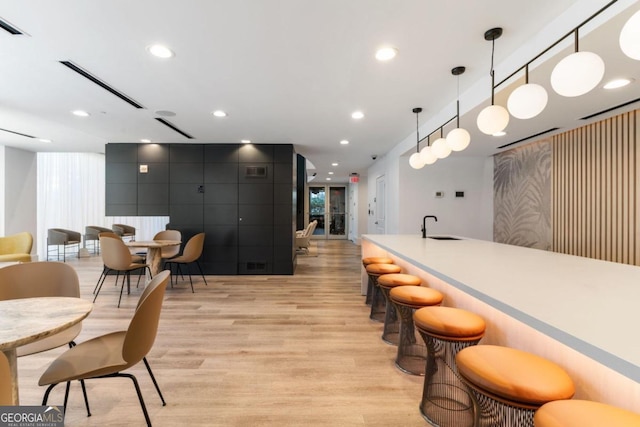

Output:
xmin=59 ymin=61 xmax=144 ymax=109
xmin=154 ymin=118 xmax=194 ymax=139
xmin=496 ymin=128 xmax=559 ymax=150
xmin=580 ymin=97 xmax=640 ymax=121
xmin=0 ymin=18 xmax=23 ymax=35
xmin=0 ymin=127 xmax=35 ymax=138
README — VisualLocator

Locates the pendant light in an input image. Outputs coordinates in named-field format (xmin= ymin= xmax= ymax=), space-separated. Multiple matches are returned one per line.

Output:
xmin=409 ymin=107 xmax=425 ymax=169
xmin=446 ymin=66 xmax=471 ymax=151
xmin=551 ymin=28 xmax=604 ymax=97
xmin=477 ymin=28 xmax=510 ymax=135
xmin=431 ymin=127 xmax=451 ymax=159
xmin=420 ymin=135 xmax=437 ymax=165
xmin=507 ymin=64 xmax=548 ymax=119
xmin=620 ymin=9 xmax=640 ymax=60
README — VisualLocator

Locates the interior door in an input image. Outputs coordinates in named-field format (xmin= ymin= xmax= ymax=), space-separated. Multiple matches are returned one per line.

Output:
xmin=307 ymin=185 xmax=347 ymax=239
xmin=327 ymin=186 xmax=347 ymax=239
xmin=375 ymin=175 xmax=385 ymax=234
xmin=308 ymin=186 xmax=326 ymax=237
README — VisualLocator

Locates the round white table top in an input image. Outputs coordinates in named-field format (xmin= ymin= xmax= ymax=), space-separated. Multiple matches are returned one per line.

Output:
xmin=0 ymin=297 xmax=93 ymax=351
xmin=125 ymin=240 xmax=181 ymax=248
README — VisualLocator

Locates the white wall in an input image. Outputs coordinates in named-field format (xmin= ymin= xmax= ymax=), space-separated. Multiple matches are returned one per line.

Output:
xmin=399 ymin=155 xmax=493 ymax=240
xmin=3 ymin=147 xmax=37 ymax=247
xmin=347 ymin=176 xmax=369 ymax=245
xmin=367 ymin=153 xmax=399 ymax=234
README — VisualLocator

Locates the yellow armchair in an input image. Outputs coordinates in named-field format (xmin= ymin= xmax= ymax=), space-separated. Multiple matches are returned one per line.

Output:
xmin=0 ymin=232 xmax=33 ymax=262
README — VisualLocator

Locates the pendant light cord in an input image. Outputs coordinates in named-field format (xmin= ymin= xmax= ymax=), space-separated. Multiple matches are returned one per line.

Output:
xmin=456 ymin=75 xmax=460 ymax=128
xmin=490 ymin=38 xmax=496 ymax=104
xmin=415 ymin=111 xmax=420 ymax=153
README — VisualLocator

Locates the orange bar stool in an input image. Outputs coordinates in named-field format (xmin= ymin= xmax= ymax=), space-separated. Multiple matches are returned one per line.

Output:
xmin=389 ymin=286 xmax=444 ymax=375
xmin=376 ymin=274 xmax=422 ymax=345
xmin=414 ymin=306 xmax=486 ymax=427
xmin=534 ymin=400 xmax=640 ymax=427
xmin=456 ymin=345 xmax=575 ymax=427
xmin=364 ymin=263 xmax=401 ymax=322
xmin=362 ymin=257 xmax=394 ymax=305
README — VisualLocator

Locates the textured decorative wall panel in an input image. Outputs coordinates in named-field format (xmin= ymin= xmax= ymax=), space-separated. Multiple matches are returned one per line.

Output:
xmin=552 ymin=110 xmax=639 ymax=265
xmin=494 ymin=141 xmax=552 ymax=250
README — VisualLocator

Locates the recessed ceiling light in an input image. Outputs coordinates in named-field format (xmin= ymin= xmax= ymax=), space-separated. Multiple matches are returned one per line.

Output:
xmin=72 ymin=110 xmax=90 ymax=117
xmin=351 ymin=111 xmax=364 ymax=119
xmin=328 ymin=172 xmax=334 ymax=175
xmin=493 ymin=131 xmax=507 ymax=137
xmin=375 ymin=46 xmax=398 ymax=61
xmin=140 ymin=139 xmax=151 ymax=143
xmin=603 ymin=78 xmax=633 ymax=89
xmin=340 ymin=140 xmax=349 ymax=145
xmin=331 ymin=162 xmax=339 ymax=167
xmin=241 ymin=139 xmax=251 ymax=144
xmin=147 ymin=44 xmax=174 ymax=58
xmin=212 ymin=110 xmax=227 ymax=117
xmin=326 ymin=177 xmax=332 ymax=181
xmin=39 ymin=138 xmax=52 ymax=143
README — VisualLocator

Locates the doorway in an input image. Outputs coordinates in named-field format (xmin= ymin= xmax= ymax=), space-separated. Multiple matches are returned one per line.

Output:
xmin=307 ymin=185 xmax=348 ymax=239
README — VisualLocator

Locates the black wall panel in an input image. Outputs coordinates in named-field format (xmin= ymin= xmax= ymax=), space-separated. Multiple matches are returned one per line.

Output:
xmin=105 ymin=143 xmax=295 ymax=275
xmin=239 ymin=183 xmax=273 ymax=205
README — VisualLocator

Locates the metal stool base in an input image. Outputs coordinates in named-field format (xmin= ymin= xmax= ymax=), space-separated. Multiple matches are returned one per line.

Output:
xmin=394 ymin=303 xmax=427 ymax=375
xmin=369 ymin=276 xmax=386 ymax=322
xmin=419 ymin=332 xmax=480 ymax=427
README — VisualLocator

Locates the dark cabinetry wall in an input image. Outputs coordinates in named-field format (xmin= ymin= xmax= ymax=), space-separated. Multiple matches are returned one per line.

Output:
xmin=105 ymin=143 xmax=296 ymax=275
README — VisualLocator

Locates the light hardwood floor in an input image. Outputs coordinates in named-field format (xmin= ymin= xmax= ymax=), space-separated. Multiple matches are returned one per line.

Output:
xmin=18 ymin=240 xmax=426 ymax=426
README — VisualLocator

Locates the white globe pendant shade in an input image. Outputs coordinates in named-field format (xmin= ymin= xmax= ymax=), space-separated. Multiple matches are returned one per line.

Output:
xmin=550 ymin=51 xmax=605 ymax=97
xmin=419 ymin=146 xmax=437 ymax=165
xmin=446 ymin=128 xmax=471 ymax=151
xmin=409 ymin=152 xmax=425 ymax=169
xmin=620 ymin=10 xmax=640 ymax=60
xmin=477 ymin=104 xmax=509 ymax=135
xmin=431 ymin=137 xmax=451 ymax=159
xmin=507 ymin=83 xmax=548 ymax=119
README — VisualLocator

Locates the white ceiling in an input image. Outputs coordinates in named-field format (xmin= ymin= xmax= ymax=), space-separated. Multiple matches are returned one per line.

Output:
xmin=0 ymin=0 xmax=638 ymax=183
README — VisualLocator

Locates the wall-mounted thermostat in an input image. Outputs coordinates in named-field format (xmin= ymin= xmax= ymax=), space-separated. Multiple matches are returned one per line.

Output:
xmin=455 ymin=191 xmax=464 ymax=198
xmin=435 ymin=191 xmax=444 ymax=198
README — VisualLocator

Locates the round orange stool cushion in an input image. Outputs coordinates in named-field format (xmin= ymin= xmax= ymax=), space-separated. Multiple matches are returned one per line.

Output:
xmin=365 ymin=263 xmax=401 ymax=276
xmin=377 ymin=273 xmax=421 ymax=288
xmin=456 ymin=345 xmax=575 ymax=407
xmin=390 ymin=286 xmax=443 ymax=308
xmin=534 ymin=400 xmax=640 ymax=427
xmin=362 ymin=257 xmax=393 ymax=266
xmin=413 ymin=306 xmax=485 ymax=341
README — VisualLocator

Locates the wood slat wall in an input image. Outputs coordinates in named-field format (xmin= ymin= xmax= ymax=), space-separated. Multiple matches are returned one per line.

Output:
xmin=552 ymin=110 xmax=639 ymax=265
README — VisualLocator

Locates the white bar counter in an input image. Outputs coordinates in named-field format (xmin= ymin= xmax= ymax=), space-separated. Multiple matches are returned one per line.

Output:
xmin=362 ymin=234 xmax=640 ymax=412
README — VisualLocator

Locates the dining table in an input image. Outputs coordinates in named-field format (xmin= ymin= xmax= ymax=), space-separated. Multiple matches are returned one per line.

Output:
xmin=0 ymin=296 xmax=93 ymax=404
xmin=125 ymin=239 xmax=181 ymax=276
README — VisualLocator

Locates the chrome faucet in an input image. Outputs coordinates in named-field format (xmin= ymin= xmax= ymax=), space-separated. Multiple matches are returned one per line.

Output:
xmin=422 ymin=215 xmax=437 ymax=238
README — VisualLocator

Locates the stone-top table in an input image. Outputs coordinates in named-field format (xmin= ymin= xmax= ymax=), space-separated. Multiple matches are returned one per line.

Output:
xmin=0 ymin=296 xmax=93 ymax=404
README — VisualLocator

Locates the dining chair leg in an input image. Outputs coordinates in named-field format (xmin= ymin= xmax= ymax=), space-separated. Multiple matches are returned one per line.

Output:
xmin=93 ymin=265 xmax=107 ymax=294
xmin=117 ymin=273 xmax=129 ymax=308
xmin=187 ymin=268 xmax=194 ymax=293
xmin=115 ymin=373 xmax=152 ymax=427
xmin=195 ymin=261 xmax=208 ymax=286
xmin=69 ymin=341 xmax=91 ymax=416
xmin=63 ymin=381 xmax=71 ymax=409
xmin=143 ymin=357 xmax=166 ymax=406
xmin=93 ymin=268 xmax=111 ymax=303
xmin=42 ymin=383 xmax=58 ymax=405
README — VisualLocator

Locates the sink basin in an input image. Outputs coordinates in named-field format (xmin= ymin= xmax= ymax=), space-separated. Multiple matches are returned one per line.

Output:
xmin=428 ymin=236 xmax=461 ymax=240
